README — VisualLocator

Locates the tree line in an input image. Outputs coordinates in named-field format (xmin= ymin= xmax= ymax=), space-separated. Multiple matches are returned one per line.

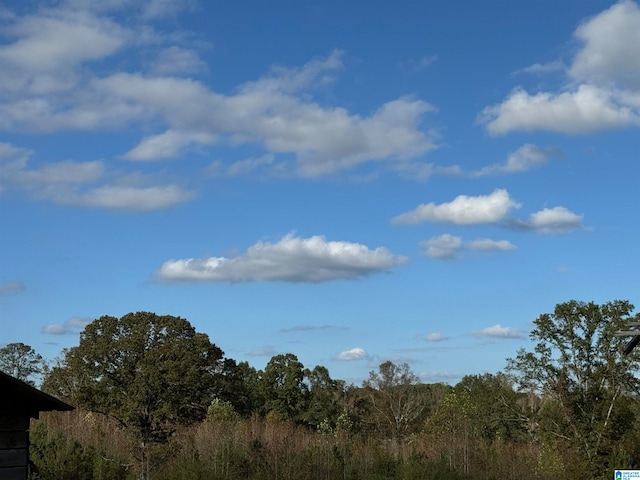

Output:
xmin=2 ymin=300 xmax=640 ymax=479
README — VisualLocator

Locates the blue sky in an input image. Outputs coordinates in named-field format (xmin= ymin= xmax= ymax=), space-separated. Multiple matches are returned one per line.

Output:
xmin=2 ymin=0 xmax=640 ymax=385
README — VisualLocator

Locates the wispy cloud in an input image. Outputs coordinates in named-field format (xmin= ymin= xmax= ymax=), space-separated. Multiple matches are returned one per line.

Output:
xmin=0 ymin=140 xmax=192 ymax=211
xmin=513 ymin=60 xmax=565 ymax=76
xmin=280 ymin=325 xmax=346 ymax=333
xmin=467 ymin=239 xmax=517 ymax=252
xmin=246 ymin=346 xmax=277 ymax=358
xmin=156 ymin=233 xmax=408 ymax=283
xmin=42 ymin=316 xmax=91 ymax=335
xmin=474 ymin=144 xmax=564 ymax=176
xmin=419 ymin=371 xmax=461 ymax=382
xmin=420 ymin=234 xmax=516 ymax=260
xmin=401 ymin=54 xmax=438 ymax=72
xmin=0 ymin=281 xmax=26 ymax=295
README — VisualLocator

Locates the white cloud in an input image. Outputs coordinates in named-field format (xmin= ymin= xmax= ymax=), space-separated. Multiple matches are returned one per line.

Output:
xmin=401 ymin=54 xmax=438 ymax=72
xmin=0 ymin=144 xmax=191 ymax=210
xmin=151 ymin=46 xmax=207 ymax=76
xmin=475 ymin=144 xmax=563 ymax=175
xmin=0 ymin=281 xmax=26 ymax=295
xmin=334 ymin=347 xmax=368 ymax=361
xmin=480 ymin=85 xmax=638 ymax=135
xmin=59 ymin=185 xmax=193 ymax=211
xmin=224 ymin=153 xmax=275 ymax=177
xmin=156 ymin=233 xmax=408 ymax=283
xmin=420 ymin=234 xmax=462 ymax=260
xmin=513 ymin=206 xmax=584 ymax=234
xmin=467 ymin=239 xmax=516 ymax=252
xmin=280 ymin=325 xmax=345 ymax=333
xmin=0 ymin=21 xmax=437 ymax=173
xmin=42 ymin=316 xmax=91 ymax=335
xmin=246 ymin=346 xmax=277 ymax=358
xmin=419 ymin=371 xmax=460 ymax=382
xmin=392 ymin=189 xmax=520 ymax=225
xmin=123 ymin=130 xmax=217 ymax=160
xmin=480 ymin=1 xmax=640 ymax=135
xmin=11 ymin=160 xmax=104 ymax=186
xmin=514 ymin=60 xmax=565 ymax=75
xmin=470 ymin=324 xmax=525 ymax=339
xmin=425 ymin=332 xmax=448 ymax=342
xmin=569 ymin=0 xmax=640 ymax=87
xmin=0 ymin=9 xmax=128 ymax=73
xmin=421 ymin=235 xmax=516 ymax=259
xmin=142 ymin=0 xmax=197 ymax=19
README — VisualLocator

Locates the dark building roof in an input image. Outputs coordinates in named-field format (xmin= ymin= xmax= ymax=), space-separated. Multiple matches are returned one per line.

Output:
xmin=0 ymin=371 xmax=74 ymax=417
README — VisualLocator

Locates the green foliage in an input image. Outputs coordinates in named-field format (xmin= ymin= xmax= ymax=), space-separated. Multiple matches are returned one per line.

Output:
xmin=303 ymin=365 xmax=345 ymax=428
xmin=507 ymin=299 xmax=640 ymax=475
xmin=43 ymin=312 xmax=225 ymax=445
xmin=29 ymin=422 xmax=130 ymax=480
xmin=0 ymin=342 xmax=44 ymax=385
xmin=454 ymin=373 xmax=527 ymax=442
xmin=206 ymin=398 xmax=239 ymax=422
xmin=260 ymin=353 xmax=309 ymax=421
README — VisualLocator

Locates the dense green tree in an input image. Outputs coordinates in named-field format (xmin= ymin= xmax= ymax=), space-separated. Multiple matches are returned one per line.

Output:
xmin=303 ymin=365 xmax=345 ymax=428
xmin=42 ymin=312 xmax=225 ymax=478
xmin=363 ymin=361 xmax=425 ymax=438
xmin=260 ymin=353 xmax=309 ymax=421
xmin=454 ymin=373 xmax=527 ymax=442
xmin=507 ymin=300 xmax=640 ymax=477
xmin=218 ymin=359 xmax=262 ymax=417
xmin=0 ymin=342 xmax=44 ymax=385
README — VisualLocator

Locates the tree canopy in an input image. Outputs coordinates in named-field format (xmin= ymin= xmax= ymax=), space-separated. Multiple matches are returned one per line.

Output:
xmin=507 ymin=300 xmax=640 ymax=475
xmin=0 ymin=342 xmax=44 ymax=385
xmin=43 ymin=312 xmax=225 ymax=445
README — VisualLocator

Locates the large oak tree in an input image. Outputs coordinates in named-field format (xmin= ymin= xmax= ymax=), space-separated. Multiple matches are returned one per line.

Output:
xmin=43 ymin=312 xmax=225 ymax=476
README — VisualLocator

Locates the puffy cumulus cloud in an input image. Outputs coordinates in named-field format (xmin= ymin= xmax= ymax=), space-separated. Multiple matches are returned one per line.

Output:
xmin=569 ymin=0 xmax=640 ymax=87
xmin=42 ymin=316 xmax=91 ymax=335
xmin=469 ymin=324 xmax=525 ymax=339
xmin=512 ymin=206 xmax=584 ymax=234
xmin=392 ymin=189 xmax=520 ymax=225
xmin=475 ymin=144 xmax=563 ymax=176
xmin=0 ymin=17 xmax=437 ymax=174
xmin=480 ymin=85 xmax=637 ymax=135
xmin=0 ymin=281 xmax=26 ymax=295
xmin=156 ymin=233 xmax=408 ymax=283
xmin=420 ymin=234 xmax=462 ymax=260
xmin=480 ymin=1 xmax=640 ymax=135
xmin=334 ymin=347 xmax=368 ymax=361
xmin=425 ymin=332 xmax=448 ymax=342
xmin=421 ymin=235 xmax=516 ymax=259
